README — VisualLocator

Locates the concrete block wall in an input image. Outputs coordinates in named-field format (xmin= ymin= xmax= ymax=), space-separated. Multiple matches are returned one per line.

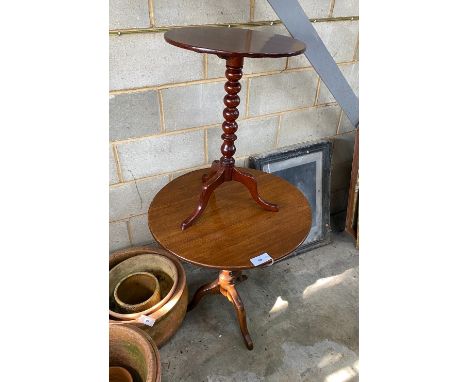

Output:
xmin=109 ymin=0 xmax=359 ymax=251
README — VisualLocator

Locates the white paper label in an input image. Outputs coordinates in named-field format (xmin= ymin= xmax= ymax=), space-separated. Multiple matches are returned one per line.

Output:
xmin=138 ymin=315 xmax=156 ymax=327
xmin=250 ymin=253 xmax=273 ymax=266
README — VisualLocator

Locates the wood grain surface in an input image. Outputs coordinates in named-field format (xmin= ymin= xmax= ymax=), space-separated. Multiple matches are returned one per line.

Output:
xmin=164 ymin=26 xmax=306 ymax=58
xmin=148 ymin=168 xmax=312 ymax=270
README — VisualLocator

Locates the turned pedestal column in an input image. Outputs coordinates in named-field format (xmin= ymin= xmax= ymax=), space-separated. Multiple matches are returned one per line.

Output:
xmin=164 ymin=26 xmax=306 ymax=230
xmin=181 ymin=56 xmax=279 ymax=230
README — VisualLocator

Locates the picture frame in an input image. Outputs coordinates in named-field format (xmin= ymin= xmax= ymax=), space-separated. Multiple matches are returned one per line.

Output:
xmin=249 ymin=140 xmax=332 ymax=255
xmin=345 ymin=129 xmax=359 ymax=248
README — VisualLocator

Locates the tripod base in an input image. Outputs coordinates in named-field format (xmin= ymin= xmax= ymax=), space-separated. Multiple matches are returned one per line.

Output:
xmin=181 ymin=161 xmax=279 ymax=230
xmin=188 ymin=270 xmax=253 ymax=350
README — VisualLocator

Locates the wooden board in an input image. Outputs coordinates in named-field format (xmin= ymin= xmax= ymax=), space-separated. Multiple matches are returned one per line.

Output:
xmin=148 ymin=168 xmax=311 ymax=270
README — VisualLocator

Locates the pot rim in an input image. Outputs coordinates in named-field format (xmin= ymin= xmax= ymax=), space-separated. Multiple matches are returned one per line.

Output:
xmin=109 ymin=247 xmax=186 ymax=327
xmin=109 ymin=253 xmax=179 ymax=321
xmin=114 ymin=272 xmax=161 ymax=313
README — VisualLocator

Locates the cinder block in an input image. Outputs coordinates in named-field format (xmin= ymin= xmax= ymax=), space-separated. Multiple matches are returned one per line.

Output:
xmin=207 ymin=116 xmax=279 ymax=162
xmin=153 ymin=0 xmax=250 ymax=26
xmin=162 ymin=80 xmax=246 ymax=131
xmin=333 ymin=0 xmax=359 ymax=17
xmin=277 ymin=105 xmax=340 ymax=147
xmin=109 ymin=0 xmax=150 ymax=29
xmin=318 ymin=62 xmax=359 ymax=104
xmin=110 ymin=221 xmax=131 ymax=252
xmin=109 ymin=175 xmax=169 ymax=221
xmin=109 ymin=91 xmax=161 ymax=141
xmin=110 ymin=33 xmax=203 ymax=90
xmin=332 ymin=131 xmax=355 ymax=166
xmin=338 ymin=110 xmax=356 ymax=133
xmin=313 ymin=21 xmax=359 ymax=64
xmin=116 ymin=130 xmax=205 ymax=180
xmin=288 ymin=21 xmax=359 ymax=68
xmin=129 ymin=214 xmax=154 ymax=245
xmin=254 ymin=0 xmax=331 ymax=21
xmin=110 ymin=146 xmax=119 ymax=185
xmin=248 ymin=70 xmax=318 ymax=116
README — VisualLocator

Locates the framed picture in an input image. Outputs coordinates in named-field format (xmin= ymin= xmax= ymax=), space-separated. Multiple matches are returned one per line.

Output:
xmin=345 ymin=129 xmax=359 ymax=248
xmin=249 ymin=140 xmax=332 ymax=255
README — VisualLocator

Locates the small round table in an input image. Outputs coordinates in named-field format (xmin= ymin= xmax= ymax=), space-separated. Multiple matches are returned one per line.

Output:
xmin=148 ymin=168 xmax=311 ymax=350
xmin=164 ymin=27 xmax=306 ymax=230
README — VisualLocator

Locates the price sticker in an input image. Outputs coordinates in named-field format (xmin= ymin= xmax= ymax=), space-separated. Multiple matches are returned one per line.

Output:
xmin=250 ymin=253 xmax=273 ymax=267
xmin=138 ymin=315 xmax=156 ymax=327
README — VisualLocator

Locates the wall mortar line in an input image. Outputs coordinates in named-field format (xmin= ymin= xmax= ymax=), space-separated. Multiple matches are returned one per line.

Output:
xmin=336 ymin=109 xmax=344 ymax=134
xmin=112 ymin=143 xmax=124 ymax=183
xmin=157 ymin=90 xmax=166 ymax=133
xmin=275 ymin=114 xmax=282 ymax=148
xmin=245 ymin=78 xmax=251 ymax=118
xmin=125 ymin=220 xmax=133 ymax=245
xmin=110 ymin=103 xmax=340 ymax=146
xmin=148 ymin=0 xmax=155 ymax=27
xmin=109 ymin=66 xmax=319 ymax=95
xmin=109 ymin=16 xmax=359 ymax=35
xmin=329 ymin=0 xmax=336 ymax=17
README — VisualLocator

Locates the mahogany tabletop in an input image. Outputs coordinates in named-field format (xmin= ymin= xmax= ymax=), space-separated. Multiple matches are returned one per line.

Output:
xmin=164 ymin=26 xmax=306 ymax=58
xmin=148 ymin=168 xmax=312 ymax=270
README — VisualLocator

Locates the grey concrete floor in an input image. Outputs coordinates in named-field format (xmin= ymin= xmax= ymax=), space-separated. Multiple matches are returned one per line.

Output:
xmin=159 ymin=232 xmax=359 ymax=382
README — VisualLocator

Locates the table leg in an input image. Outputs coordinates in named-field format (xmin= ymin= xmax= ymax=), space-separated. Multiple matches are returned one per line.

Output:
xmin=188 ymin=279 xmax=220 ymax=311
xmin=179 ymin=56 xmax=278 ymax=231
xmin=188 ymin=270 xmax=253 ymax=350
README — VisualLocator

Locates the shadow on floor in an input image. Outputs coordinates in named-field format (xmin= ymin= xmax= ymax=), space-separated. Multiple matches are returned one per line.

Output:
xmin=159 ymin=232 xmax=359 ymax=382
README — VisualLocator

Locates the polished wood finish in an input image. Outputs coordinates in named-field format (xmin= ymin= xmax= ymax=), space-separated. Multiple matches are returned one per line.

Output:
xmin=149 ymin=168 xmax=311 ymax=350
xmin=345 ymin=128 xmax=359 ymax=248
xmin=188 ymin=270 xmax=253 ymax=349
xmin=180 ymin=57 xmax=278 ymax=230
xmin=149 ymin=168 xmax=312 ymax=270
xmin=164 ymin=26 xmax=306 ymax=58
xmin=165 ymin=27 xmax=307 ymax=230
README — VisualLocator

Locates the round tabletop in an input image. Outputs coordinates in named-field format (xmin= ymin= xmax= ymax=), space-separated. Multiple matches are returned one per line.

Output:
xmin=148 ymin=168 xmax=312 ymax=270
xmin=164 ymin=26 xmax=306 ymax=58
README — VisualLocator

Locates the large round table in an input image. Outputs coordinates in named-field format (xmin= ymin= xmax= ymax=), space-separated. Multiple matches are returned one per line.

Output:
xmin=148 ymin=168 xmax=311 ymax=350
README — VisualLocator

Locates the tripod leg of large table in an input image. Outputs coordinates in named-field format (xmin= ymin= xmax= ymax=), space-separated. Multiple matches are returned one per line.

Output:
xmin=188 ymin=279 xmax=220 ymax=311
xmin=225 ymin=284 xmax=254 ymax=350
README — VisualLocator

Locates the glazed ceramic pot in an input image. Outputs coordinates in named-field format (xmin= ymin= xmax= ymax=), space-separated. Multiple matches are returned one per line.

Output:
xmin=109 ymin=324 xmax=161 ymax=382
xmin=109 ymin=366 xmax=133 ymax=382
xmin=109 ymin=246 xmax=188 ymax=347
xmin=114 ymin=272 xmax=161 ymax=314
xmin=109 ymin=253 xmax=179 ymax=320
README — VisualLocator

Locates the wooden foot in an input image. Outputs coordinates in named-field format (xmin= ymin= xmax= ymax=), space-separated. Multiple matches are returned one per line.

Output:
xmin=232 ymin=167 xmax=279 ymax=212
xmin=181 ymin=168 xmax=225 ymax=231
xmin=225 ymin=284 xmax=253 ymax=350
xmin=189 ymin=270 xmax=254 ymax=350
xmin=188 ymin=279 xmax=220 ymax=311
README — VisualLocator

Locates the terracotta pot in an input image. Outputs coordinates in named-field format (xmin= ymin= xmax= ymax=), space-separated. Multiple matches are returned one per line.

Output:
xmin=109 ymin=366 xmax=133 ymax=382
xmin=109 ymin=324 xmax=161 ymax=382
xmin=109 ymin=253 xmax=179 ymax=320
xmin=114 ymin=272 xmax=161 ymax=314
xmin=109 ymin=247 xmax=188 ymax=347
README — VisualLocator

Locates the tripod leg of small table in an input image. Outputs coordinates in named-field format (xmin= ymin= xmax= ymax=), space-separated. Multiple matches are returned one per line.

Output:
xmin=225 ymin=284 xmax=254 ymax=350
xmin=202 ymin=160 xmax=220 ymax=182
xmin=181 ymin=168 xmax=225 ymax=230
xmin=232 ymin=167 xmax=279 ymax=212
xmin=188 ymin=279 xmax=220 ymax=311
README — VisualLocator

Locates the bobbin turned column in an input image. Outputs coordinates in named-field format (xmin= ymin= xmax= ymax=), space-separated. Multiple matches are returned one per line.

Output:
xmin=180 ymin=56 xmax=279 ymax=231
